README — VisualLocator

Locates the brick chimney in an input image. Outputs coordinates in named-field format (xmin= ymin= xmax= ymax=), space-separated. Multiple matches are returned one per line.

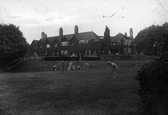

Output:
xmin=125 ymin=32 xmax=127 ymax=37
xmin=74 ymin=25 xmax=78 ymax=36
xmin=41 ymin=32 xmax=47 ymax=39
xmin=44 ymin=33 xmax=47 ymax=39
xmin=59 ymin=27 xmax=63 ymax=41
xmin=130 ymin=28 xmax=133 ymax=39
xmin=41 ymin=32 xmax=45 ymax=39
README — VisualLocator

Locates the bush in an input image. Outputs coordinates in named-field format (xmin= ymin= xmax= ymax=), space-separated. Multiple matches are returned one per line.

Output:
xmin=136 ymin=59 xmax=168 ymax=113
xmin=136 ymin=31 xmax=168 ymax=114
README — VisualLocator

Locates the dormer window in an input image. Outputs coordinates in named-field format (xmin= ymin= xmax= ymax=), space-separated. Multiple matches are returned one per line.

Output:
xmin=61 ymin=42 xmax=69 ymax=46
xmin=46 ymin=44 xmax=50 ymax=48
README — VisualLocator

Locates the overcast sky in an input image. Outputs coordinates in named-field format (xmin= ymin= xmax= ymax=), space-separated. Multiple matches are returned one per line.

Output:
xmin=1 ymin=0 xmax=168 ymax=43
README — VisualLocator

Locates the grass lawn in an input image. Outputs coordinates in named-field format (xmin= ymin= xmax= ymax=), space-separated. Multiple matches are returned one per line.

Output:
xmin=0 ymin=61 xmax=144 ymax=115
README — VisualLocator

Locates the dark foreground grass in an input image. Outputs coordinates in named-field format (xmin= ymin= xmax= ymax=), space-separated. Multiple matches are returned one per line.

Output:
xmin=0 ymin=61 xmax=143 ymax=115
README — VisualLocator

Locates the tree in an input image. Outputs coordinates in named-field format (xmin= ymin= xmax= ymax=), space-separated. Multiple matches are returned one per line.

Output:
xmin=0 ymin=24 xmax=29 ymax=62
xmin=135 ymin=23 xmax=168 ymax=55
xmin=102 ymin=26 xmax=111 ymax=53
xmin=136 ymin=30 xmax=168 ymax=114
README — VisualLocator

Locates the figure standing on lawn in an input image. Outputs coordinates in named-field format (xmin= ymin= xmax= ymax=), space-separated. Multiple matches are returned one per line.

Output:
xmin=60 ymin=61 xmax=65 ymax=73
xmin=108 ymin=61 xmax=118 ymax=78
xmin=67 ymin=62 xmax=73 ymax=70
xmin=85 ymin=62 xmax=89 ymax=70
xmin=53 ymin=65 xmax=58 ymax=71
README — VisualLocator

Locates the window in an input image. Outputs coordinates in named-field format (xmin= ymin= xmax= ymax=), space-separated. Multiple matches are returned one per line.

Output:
xmin=128 ymin=47 xmax=131 ymax=53
xmin=124 ymin=40 xmax=131 ymax=45
xmin=61 ymin=42 xmax=69 ymax=46
xmin=64 ymin=50 xmax=68 ymax=54
xmin=61 ymin=50 xmax=64 ymax=54
xmin=61 ymin=50 xmax=68 ymax=54
xmin=112 ymin=42 xmax=118 ymax=45
xmin=40 ymin=46 xmax=42 ymax=48
xmin=79 ymin=40 xmax=88 ymax=44
xmin=123 ymin=41 xmax=127 ymax=45
xmin=127 ymin=40 xmax=131 ymax=46
xmin=54 ymin=44 xmax=57 ymax=47
xmin=46 ymin=44 xmax=50 ymax=48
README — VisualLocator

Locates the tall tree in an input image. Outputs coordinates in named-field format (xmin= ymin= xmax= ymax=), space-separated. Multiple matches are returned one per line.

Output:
xmin=135 ymin=22 xmax=168 ymax=55
xmin=102 ymin=26 xmax=111 ymax=53
xmin=0 ymin=24 xmax=29 ymax=62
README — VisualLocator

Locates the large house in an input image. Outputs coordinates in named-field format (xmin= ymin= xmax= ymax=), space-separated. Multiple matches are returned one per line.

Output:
xmin=28 ymin=25 xmax=135 ymax=57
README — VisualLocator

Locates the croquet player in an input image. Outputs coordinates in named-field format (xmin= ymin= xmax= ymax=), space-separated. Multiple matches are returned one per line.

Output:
xmin=53 ymin=65 xmax=57 ymax=71
xmin=85 ymin=62 xmax=89 ymax=70
xmin=60 ymin=61 xmax=65 ymax=73
xmin=108 ymin=61 xmax=118 ymax=78
xmin=67 ymin=62 xmax=73 ymax=70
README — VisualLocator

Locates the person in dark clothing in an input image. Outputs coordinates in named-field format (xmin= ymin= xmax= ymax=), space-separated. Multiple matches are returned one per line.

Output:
xmin=60 ymin=61 xmax=65 ymax=73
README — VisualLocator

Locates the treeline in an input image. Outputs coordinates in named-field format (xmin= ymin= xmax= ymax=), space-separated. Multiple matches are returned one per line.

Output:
xmin=0 ymin=24 xmax=29 ymax=64
xmin=135 ymin=22 xmax=168 ymax=55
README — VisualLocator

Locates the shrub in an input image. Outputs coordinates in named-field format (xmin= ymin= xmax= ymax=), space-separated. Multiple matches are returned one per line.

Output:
xmin=136 ymin=31 xmax=168 ymax=114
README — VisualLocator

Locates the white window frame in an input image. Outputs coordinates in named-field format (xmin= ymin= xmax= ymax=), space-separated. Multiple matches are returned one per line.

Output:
xmin=79 ymin=40 xmax=88 ymax=44
xmin=61 ymin=42 xmax=69 ymax=46
xmin=46 ymin=44 xmax=50 ymax=48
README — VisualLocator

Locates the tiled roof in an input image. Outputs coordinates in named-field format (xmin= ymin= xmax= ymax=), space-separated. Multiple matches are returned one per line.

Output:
xmin=78 ymin=31 xmax=100 ymax=41
xmin=114 ymin=33 xmax=127 ymax=40
xmin=110 ymin=33 xmax=131 ymax=42
xmin=33 ymin=31 xmax=132 ymax=45
xmin=40 ymin=38 xmax=47 ymax=44
xmin=30 ymin=40 xmax=39 ymax=47
xmin=64 ymin=34 xmax=74 ymax=41
xmin=62 ymin=36 xmax=69 ymax=42
xmin=40 ymin=31 xmax=100 ymax=44
xmin=110 ymin=37 xmax=118 ymax=42
xmin=33 ymin=40 xmax=39 ymax=44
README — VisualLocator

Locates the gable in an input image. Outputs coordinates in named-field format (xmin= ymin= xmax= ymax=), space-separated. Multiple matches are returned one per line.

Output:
xmin=115 ymin=33 xmax=127 ymax=40
xmin=38 ymin=39 xmax=47 ymax=46
xmin=30 ymin=40 xmax=39 ymax=46
xmin=64 ymin=34 xmax=74 ymax=41
xmin=62 ymin=36 xmax=69 ymax=42
xmin=47 ymin=36 xmax=57 ymax=43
